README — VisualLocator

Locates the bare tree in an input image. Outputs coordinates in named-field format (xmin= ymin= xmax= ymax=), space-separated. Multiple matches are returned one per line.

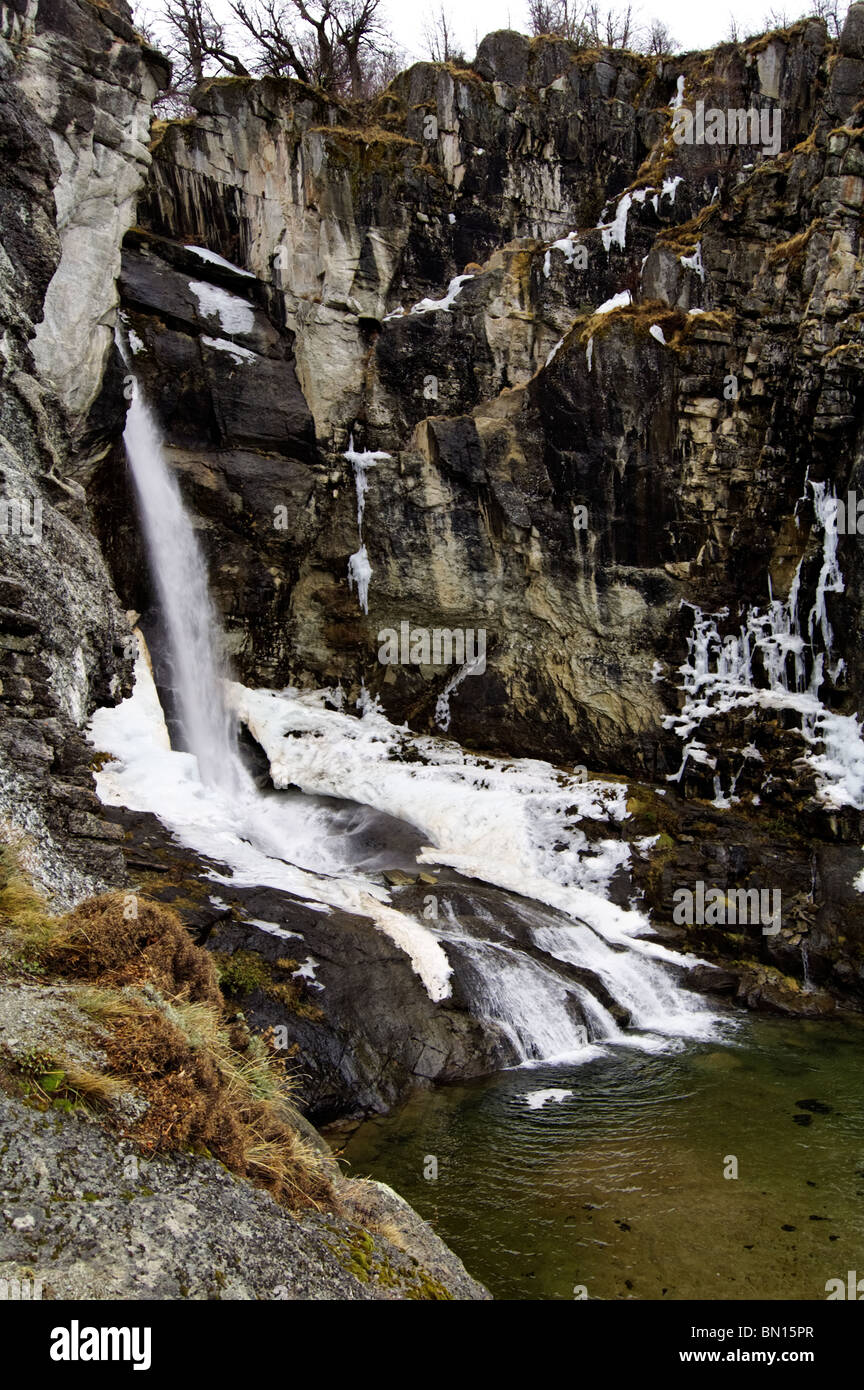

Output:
xmin=230 ymin=0 xmax=316 ymax=83
xmin=230 ymin=0 xmax=387 ymax=95
xmin=588 ymin=2 xmax=635 ymax=48
xmin=422 ymin=4 xmax=464 ymax=63
xmin=527 ymin=1 xmax=638 ymax=49
xmin=360 ymin=38 xmax=407 ymax=94
xmin=807 ymin=0 xmax=847 ymax=38
xmin=527 ymin=0 xmax=590 ymax=41
xmin=163 ymin=0 xmax=249 ymax=82
xmin=338 ymin=0 xmax=388 ymax=96
xmin=644 ymin=18 xmax=677 ymax=56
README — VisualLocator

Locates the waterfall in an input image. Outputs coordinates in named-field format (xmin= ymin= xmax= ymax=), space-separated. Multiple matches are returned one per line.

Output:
xmin=530 ymin=919 xmax=714 ymax=1041
xmin=801 ymin=942 xmax=812 ymax=991
xmin=431 ymin=899 xmax=719 ymax=1063
xmin=435 ymin=904 xmax=596 ymax=1063
xmin=105 ymin=363 xmax=724 ymax=1065
xmin=122 ymin=375 xmax=243 ymax=793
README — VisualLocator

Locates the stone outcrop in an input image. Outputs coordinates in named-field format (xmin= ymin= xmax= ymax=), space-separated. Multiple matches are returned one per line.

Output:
xmin=0 ymin=0 xmax=165 ymax=900
xmin=12 ymin=0 xmax=168 ymax=435
xmin=0 ymin=1085 xmax=488 ymax=1298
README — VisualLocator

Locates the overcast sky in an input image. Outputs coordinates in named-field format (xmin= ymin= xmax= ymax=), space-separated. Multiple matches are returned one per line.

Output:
xmin=152 ymin=1 xmax=833 ymax=67
xmin=393 ymin=1 xmax=816 ymax=61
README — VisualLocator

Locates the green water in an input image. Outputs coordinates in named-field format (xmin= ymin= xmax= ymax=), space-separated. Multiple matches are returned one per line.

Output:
xmin=341 ymin=1018 xmax=864 ymax=1300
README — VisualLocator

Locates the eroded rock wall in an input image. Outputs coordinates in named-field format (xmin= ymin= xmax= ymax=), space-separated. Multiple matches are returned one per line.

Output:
xmin=0 ymin=0 xmax=166 ymax=897
xmin=121 ymin=15 xmax=864 ymax=811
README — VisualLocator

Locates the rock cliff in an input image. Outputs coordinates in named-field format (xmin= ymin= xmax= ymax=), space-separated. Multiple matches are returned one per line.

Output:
xmin=115 ymin=17 xmax=864 ymax=794
xmin=4 ymin=0 xmax=864 ymax=1303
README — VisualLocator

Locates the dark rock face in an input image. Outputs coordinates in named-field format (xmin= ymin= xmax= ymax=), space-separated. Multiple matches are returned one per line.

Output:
xmin=202 ymin=898 xmax=495 ymax=1120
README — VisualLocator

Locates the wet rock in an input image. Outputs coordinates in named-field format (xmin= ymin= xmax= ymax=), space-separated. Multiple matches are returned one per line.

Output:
xmin=736 ymin=965 xmax=836 ymax=1017
xmin=685 ymin=963 xmax=739 ymax=995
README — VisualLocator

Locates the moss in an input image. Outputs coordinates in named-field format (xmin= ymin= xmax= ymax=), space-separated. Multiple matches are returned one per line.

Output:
xmin=406 ymin=1268 xmax=454 ymax=1300
xmin=654 ymin=204 xmax=714 ymax=256
xmin=332 ymin=1228 xmax=376 ymax=1283
xmin=745 ymin=19 xmax=813 ymax=57
xmin=213 ymin=950 xmax=322 ymax=1019
xmin=148 ymin=116 xmax=196 ymax=155
xmin=215 ymin=949 xmax=273 ymax=998
xmin=824 ymin=341 xmax=864 ymax=362
xmin=579 ymin=299 xmax=686 ymax=349
xmin=0 ymin=1047 xmax=125 ymax=1115
xmin=309 ymin=124 xmax=419 ymax=152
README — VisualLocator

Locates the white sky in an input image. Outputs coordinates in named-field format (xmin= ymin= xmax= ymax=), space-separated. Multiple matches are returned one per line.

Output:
xmin=171 ymin=1 xmax=831 ymax=67
xmin=393 ymin=1 xmax=814 ymax=60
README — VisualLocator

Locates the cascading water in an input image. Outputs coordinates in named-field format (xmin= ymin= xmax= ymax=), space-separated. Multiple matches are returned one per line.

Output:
xmin=107 ymin=360 xmax=725 ymax=1066
xmin=122 ymin=372 xmax=242 ymax=794
xmin=431 ymin=898 xmax=719 ymax=1063
xmin=434 ymin=902 xmax=598 ymax=1063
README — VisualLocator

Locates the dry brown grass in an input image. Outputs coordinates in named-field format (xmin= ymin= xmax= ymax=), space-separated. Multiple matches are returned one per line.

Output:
xmin=767 ymin=224 xmax=817 ymax=266
xmin=0 ymin=848 xmax=335 ymax=1211
xmin=104 ymin=1002 xmax=333 ymax=1207
xmin=44 ymin=893 xmax=222 ymax=1006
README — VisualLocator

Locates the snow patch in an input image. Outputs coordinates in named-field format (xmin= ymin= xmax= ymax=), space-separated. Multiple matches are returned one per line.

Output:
xmin=384 ymin=273 xmax=474 ymax=320
xmin=595 ymin=290 xmax=632 ymax=315
xmin=189 ymin=281 xmax=255 ymax=334
xmin=200 ymin=335 xmax=257 ymax=364
xmin=680 ymin=243 xmax=705 ymax=281
xmin=185 ymin=245 xmax=255 ymax=278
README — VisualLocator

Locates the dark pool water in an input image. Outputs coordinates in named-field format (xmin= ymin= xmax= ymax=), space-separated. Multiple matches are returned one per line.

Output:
xmin=341 ymin=1017 xmax=864 ymax=1300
